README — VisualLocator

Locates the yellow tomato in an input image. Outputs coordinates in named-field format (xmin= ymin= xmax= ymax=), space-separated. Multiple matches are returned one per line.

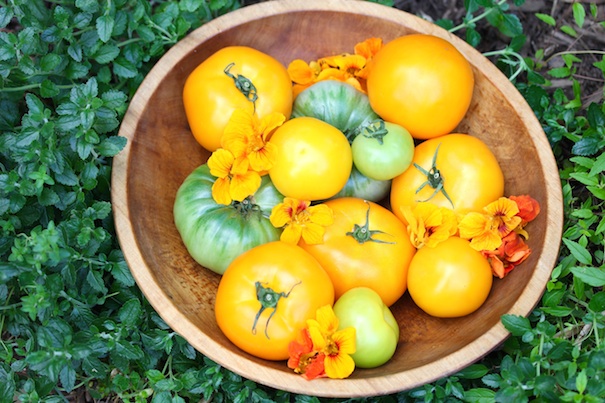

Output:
xmin=367 ymin=34 xmax=474 ymax=140
xmin=183 ymin=46 xmax=292 ymax=152
xmin=390 ymin=133 xmax=504 ymax=218
xmin=268 ymin=117 xmax=352 ymax=201
xmin=407 ymin=236 xmax=493 ymax=318
xmin=300 ymin=197 xmax=415 ymax=307
xmin=215 ymin=241 xmax=334 ymax=361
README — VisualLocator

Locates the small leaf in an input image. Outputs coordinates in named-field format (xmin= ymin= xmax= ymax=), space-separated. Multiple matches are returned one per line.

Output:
xmin=570 ymin=266 xmax=605 ymax=287
xmin=98 ymin=136 xmax=127 ymax=157
xmin=562 ymin=238 xmax=593 ymax=265
xmin=96 ymin=14 xmax=114 ymax=43
xmin=560 ymin=25 xmax=578 ymax=37
xmin=501 ymin=314 xmax=531 ymax=336
xmin=572 ymin=2 xmax=586 ymax=28
xmin=535 ymin=13 xmax=556 ymax=26
xmin=463 ymin=388 xmax=496 ymax=403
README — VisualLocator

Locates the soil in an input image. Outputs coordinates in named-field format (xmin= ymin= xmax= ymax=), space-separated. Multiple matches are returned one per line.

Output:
xmin=243 ymin=0 xmax=605 ymax=104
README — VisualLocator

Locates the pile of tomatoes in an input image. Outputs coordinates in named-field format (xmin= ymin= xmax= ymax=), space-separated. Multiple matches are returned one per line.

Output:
xmin=174 ymin=34 xmax=508 ymax=369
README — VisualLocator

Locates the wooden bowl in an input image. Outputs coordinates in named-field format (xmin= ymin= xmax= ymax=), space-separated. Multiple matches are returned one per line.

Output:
xmin=111 ymin=0 xmax=563 ymax=397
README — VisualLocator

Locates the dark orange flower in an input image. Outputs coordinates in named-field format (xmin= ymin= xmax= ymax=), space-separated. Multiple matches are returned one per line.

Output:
xmin=482 ymin=232 xmax=532 ymax=278
xmin=510 ymin=195 xmax=540 ymax=223
xmin=287 ymin=329 xmax=326 ymax=380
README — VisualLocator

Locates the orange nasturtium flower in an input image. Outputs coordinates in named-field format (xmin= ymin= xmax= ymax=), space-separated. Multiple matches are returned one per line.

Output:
xmin=287 ymin=37 xmax=383 ymax=97
xmin=399 ymin=202 xmax=458 ymax=248
xmin=207 ymin=148 xmax=261 ymax=205
xmin=288 ymin=305 xmax=356 ymax=380
xmin=221 ymin=108 xmax=284 ymax=173
xmin=269 ymin=198 xmax=334 ymax=244
xmin=482 ymin=231 xmax=532 ymax=278
xmin=458 ymin=197 xmax=522 ymax=252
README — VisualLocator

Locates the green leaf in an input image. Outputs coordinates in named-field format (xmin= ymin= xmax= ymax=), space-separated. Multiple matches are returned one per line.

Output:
xmin=96 ymin=14 xmax=114 ymax=43
xmin=463 ymin=388 xmax=496 ymax=402
xmin=98 ymin=136 xmax=127 ymax=157
xmin=587 ymin=185 xmax=605 ymax=200
xmin=535 ymin=13 xmax=556 ymax=26
xmin=560 ymin=25 xmax=578 ymax=37
xmin=118 ymin=298 xmax=142 ymax=327
xmin=570 ymin=266 xmax=605 ymax=287
xmin=94 ymin=44 xmax=120 ymax=64
xmin=501 ymin=314 xmax=531 ymax=336
xmin=113 ymin=56 xmax=138 ymax=78
xmin=572 ymin=2 xmax=586 ymax=28
xmin=562 ymin=238 xmax=593 ymax=265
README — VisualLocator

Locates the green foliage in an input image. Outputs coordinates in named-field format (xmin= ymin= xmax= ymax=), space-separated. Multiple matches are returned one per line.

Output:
xmin=1 ymin=0 xmax=604 ymax=401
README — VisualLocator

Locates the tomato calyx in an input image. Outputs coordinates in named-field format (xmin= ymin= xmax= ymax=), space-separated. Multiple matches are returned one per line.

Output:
xmin=252 ymin=280 xmax=301 ymax=339
xmin=232 ymin=196 xmax=262 ymax=218
xmin=346 ymin=201 xmax=395 ymax=244
xmin=224 ymin=62 xmax=258 ymax=110
xmin=413 ymin=144 xmax=455 ymax=208
xmin=359 ymin=120 xmax=388 ymax=145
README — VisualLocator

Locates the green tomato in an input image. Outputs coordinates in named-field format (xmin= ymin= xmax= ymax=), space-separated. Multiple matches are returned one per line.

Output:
xmin=173 ymin=164 xmax=283 ymax=275
xmin=292 ymin=80 xmax=379 ymax=142
xmin=351 ymin=121 xmax=415 ymax=181
xmin=333 ymin=287 xmax=399 ymax=368
xmin=330 ymin=165 xmax=391 ymax=203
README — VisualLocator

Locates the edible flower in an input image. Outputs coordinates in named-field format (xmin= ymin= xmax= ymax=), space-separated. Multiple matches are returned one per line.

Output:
xmin=288 ymin=305 xmax=356 ymax=380
xmin=482 ymin=231 xmax=532 ymax=278
xmin=221 ymin=108 xmax=284 ymax=173
xmin=269 ymin=198 xmax=334 ymax=245
xmin=458 ymin=197 xmax=522 ymax=252
xmin=287 ymin=37 xmax=384 ymax=97
xmin=399 ymin=202 xmax=458 ymax=248
xmin=457 ymin=195 xmax=540 ymax=278
xmin=207 ymin=148 xmax=261 ymax=205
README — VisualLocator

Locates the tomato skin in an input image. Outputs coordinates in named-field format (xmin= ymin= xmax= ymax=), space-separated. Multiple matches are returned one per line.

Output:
xmin=367 ymin=34 xmax=474 ymax=140
xmin=183 ymin=46 xmax=292 ymax=152
xmin=407 ymin=237 xmax=493 ymax=318
xmin=215 ymin=241 xmax=334 ymax=361
xmin=300 ymin=197 xmax=416 ymax=307
xmin=292 ymin=80 xmax=379 ymax=142
xmin=330 ymin=165 xmax=391 ymax=203
xmin=268 ymin=117 xmax=352 ymax=201
xmin=390 ymin=133 xmax=504 ymax=218
xmin=351 ymin=121 xmax=415 ymax=181
xmin=173 ymin=164 xmax=283 ymax=275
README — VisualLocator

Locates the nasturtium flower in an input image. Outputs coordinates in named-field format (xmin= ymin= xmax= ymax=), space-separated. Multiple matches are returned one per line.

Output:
xmin=207 ymin=148 xmax=261 ymax=205
xmin=287 ymin=328 xmax=326 ymax=380
xmin=400 ymin=202 xmax=458 ymax=248
xmin=269 ymin=198 xmax=334 ymax=244
xmin=353 ymin=37 xmax=383 ymax=79
xmin=221 ymin=108 xmax=284 ymax=173
xmin=459 ymin=197 xmax=523 ymax=252
xmin=307 ymin=305 xmax=356 ymax=379
xmin=510 ymin=195 xmax=540 ymax=237
xmin=482 ymin=231 xmax=532 ymax=278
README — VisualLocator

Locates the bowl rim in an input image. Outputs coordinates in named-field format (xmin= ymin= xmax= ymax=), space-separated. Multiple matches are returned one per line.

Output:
xmin=111 ymin=0 xmax=564 ymax=397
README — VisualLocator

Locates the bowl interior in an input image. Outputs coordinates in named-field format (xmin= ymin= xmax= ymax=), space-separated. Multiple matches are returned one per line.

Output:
xmin=112 ymin=0 xmax=563 ymax=397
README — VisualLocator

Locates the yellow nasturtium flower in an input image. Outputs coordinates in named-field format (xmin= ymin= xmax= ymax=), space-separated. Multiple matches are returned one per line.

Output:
xmin=269 ymin=198 xmax=334 ymax=245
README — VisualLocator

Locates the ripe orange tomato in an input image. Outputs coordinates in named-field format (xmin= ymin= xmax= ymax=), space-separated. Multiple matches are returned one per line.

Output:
xmin=214 ymin=241 xmax=334 ymax=361
xmin=407 ymin=236 xmax=493 ymax=318
xmin=367 ymin=34 xmax=474 ymax=140
xmin=390 ymin=133 xmax=504 ymax=218
xmin=268 ymin=117 xmax=352 ymax=201
xmin=183 ymin=46 xmax=292 ymax=152
xmin=299 ymin=197 xmax=416 ymax=307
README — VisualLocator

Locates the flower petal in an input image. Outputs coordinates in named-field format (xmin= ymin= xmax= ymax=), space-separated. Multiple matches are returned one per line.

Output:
xmin=308 ymin=204 xmax=334 ymax=226
xmin=324 ymin=351 xmax=355 ymax=379
xmin=229 ymin=170 xmax=261 ymax=202
xmin=207 ymin=148 xmax=234 ymax=178
xmin=211 ymin=177 xmax=232 ymax=205
xmin=301 ymin=223 xmax=327 ymax=245
xmin=280 ymin=223 xmax=303 ymax=244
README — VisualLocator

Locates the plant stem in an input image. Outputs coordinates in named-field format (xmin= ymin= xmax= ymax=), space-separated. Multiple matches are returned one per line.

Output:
xmin=449 ymin=0 xmax=508 ymax=33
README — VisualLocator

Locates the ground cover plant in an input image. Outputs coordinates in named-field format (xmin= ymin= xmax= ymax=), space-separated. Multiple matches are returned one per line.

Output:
xmin=0 ymin=0 xmax=604 ymax=401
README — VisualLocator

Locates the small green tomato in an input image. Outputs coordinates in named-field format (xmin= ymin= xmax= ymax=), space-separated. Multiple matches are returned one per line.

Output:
xmin=351 ymin=120 xmax=415 ymax=181
xmin=333 ymin=287 xmax=399 ymax=368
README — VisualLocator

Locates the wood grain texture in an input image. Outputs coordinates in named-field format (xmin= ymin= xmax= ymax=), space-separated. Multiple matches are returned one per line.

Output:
xmin=111 ymin=0 xmax=564 ymax=397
